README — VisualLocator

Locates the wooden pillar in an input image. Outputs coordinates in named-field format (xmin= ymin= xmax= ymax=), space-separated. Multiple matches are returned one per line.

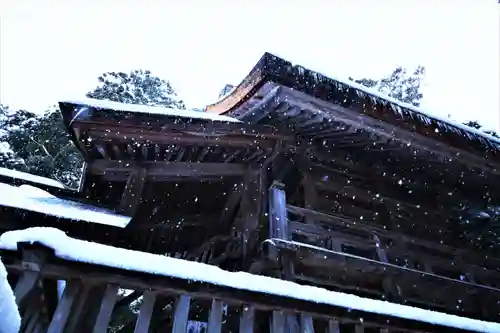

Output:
xmin=268 ymin=182 xmax=299 ymax=332
xmin=239 ymin=169 xmax=263 ymax=259
xmin=268 ymin=181 xmax=293 ymax=278
xmin=269 ymin=181 xmax=289 ymax=241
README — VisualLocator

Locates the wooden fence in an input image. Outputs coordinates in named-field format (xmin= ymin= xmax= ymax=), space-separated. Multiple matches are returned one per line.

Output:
xmin=0 ymin=241 xmax=479 ymax=333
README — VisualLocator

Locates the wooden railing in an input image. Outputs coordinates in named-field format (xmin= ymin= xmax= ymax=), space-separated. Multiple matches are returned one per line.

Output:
xmin=1 ymin=240 xmax=483 ymax=333
xmin=266 ymin=182 xmax=500 ymax=322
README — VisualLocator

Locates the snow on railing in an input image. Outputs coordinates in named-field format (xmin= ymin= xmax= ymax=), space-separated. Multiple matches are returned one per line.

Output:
xmin=1 ymin=227 xmax=499 ymax=333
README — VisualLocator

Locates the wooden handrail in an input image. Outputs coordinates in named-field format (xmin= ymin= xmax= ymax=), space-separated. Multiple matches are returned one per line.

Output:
xmin=1 ymin=245 xmax=481 ymax=333
xmin=286 ymin=204 xmax=500 ymax=270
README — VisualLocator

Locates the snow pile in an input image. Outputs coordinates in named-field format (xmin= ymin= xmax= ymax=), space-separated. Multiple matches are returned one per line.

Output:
xmin=0 ymin=183 xmax=130 ymax=227
xmin=1 ymin=227 xmax=499 ymax=333
xmin=0 ymin=167 xmax=64 ymax=189
xmin=60 ymin=97 xmax=241 ymax=123
xmin=0 ymin=258 xmax=21 ymax=333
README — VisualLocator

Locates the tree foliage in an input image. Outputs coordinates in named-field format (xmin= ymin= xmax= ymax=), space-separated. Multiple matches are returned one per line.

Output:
xmin=0 ymin=106 xmax=82 ymax=187
xmin=86 ymin=70 xmax=186 ymax=109
xmin=0 ymin=70 xmax=185 ymax=188
xmin=350 ymin=65 xmax=426 ymax=107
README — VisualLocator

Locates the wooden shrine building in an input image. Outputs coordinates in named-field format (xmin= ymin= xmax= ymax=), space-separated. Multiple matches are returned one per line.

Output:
xmin=1 ymin=53 xmax=500 ymax=333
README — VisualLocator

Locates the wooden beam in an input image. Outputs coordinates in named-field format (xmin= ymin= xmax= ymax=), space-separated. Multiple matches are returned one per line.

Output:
xmin=119 ymin=167 xmax=147 ymax=217
xmin=84 ymin=123 xmax=282 ymax=149
xmin=90 ymin=160 xmax=246 ymax=179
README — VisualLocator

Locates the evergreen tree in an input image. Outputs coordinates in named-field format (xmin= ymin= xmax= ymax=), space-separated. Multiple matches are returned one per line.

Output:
xmin=86 ymin=70 xmax=186 ymax=109
xmin=350 ymin=65 xmax=426 ymax=107
xmin=0 ymin=70 xmax=185 ymax=189
xmin=0 ymin=106 xmax=82 ymax=187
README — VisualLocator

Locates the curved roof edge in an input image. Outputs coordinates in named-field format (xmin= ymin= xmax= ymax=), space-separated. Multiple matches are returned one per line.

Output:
xmin=206 ymin=52 xmax=500 ymax=153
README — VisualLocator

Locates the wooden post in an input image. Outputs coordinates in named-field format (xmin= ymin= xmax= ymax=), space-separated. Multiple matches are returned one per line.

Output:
xmin=355 ymin=324 xmax=365 ymax=333
xmin=172 ymin=295 xmax=191 ymax=333
xmin=134 ymin=290 xmax=156 ymax=333
xmin=239 ymin=305 xmax=255 ymax=333
xmin=14 ymin=249 xmax=47 ymax=307
xmin=270 ymin=310 xmax=286 ymax=333
xmin=47 ymin=280 xmax=83 ymax=333
xmin=92 ymin=284 xmax=119 ymax=333
xmin=299 ymin=314 xmax=315 ymax=333
xmin=207 ymin=299 xmax=224 ymax=333
xmin=327 ymin=320 xmax=340 ymax=333
xmin=269 ymin=182 xmax=300 ymax=332
xmin=268 ymin=181 xmax=294 ymax=278
xmin=269 ymin=181 xmax=289 ymax=241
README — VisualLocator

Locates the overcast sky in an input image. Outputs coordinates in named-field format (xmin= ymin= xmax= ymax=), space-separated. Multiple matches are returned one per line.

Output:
xmin=1 ymin=1 xmax=499 ymax=130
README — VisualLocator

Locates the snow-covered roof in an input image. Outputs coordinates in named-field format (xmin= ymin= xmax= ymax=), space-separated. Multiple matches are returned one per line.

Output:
xmin=0 ymin=183 xmax=130 ymax=227
xmin=0 ymin=167 xmax=65 ymax=189
xmin=1 ymin=227 xmax=498 ymax=333
xmin=60 ymin=97 xmax=241 ymax=123
xmin=0 ymin=258 xmax=20 ymax=333
xmin=302 ymin=62 xmax=500 ymax=148
xmin=208 ymin=53 xmax=500 ymax=153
